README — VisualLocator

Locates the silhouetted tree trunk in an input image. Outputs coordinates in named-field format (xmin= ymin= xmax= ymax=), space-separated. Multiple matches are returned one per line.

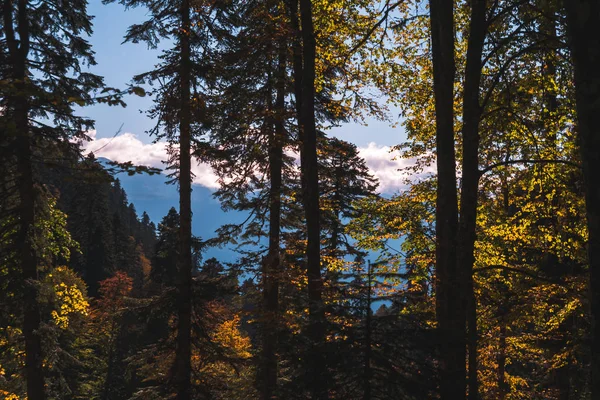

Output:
xmin=563 ymin=1 xmax=600 ymax=397
xmin=497 ymin=173 xmax=511 ymax=400
xmin=173 ymin=0 xmax=193 ymax=398
xmin=363 ymin=262 xmax=373 ymax=400
xmin=428 ymin=1 xmax=463 ymax=398
xmin=458 ymin=1 xmax=487 ymax=399
xmin=260 ymin=37 xmax=287 ymax=400
xmin=3 ymin=1 xmax=46 ymax=398
xmin=286 ymin=0 xmax=303 ymax=119
xmin=299 ymin=0 xmax=327 ymax=396
xmin=497 ymin=312 xmax=508 ymax=400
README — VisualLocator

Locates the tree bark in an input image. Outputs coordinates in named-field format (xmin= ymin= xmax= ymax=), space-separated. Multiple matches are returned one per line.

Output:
xmin=363 ymin=262 xmax=372 ymax=400
xmin=260 ymin=37 xmax=286 ymax=400
xmin=428 ymin=1 xmax=463 ymax=398
xmin=497 ymin=174 xmax=511 ymax=400
xmin=458 ymin=1 xmax=487 ymax=399
xmin=173 ymin=0 xmax=193 ymax=398
xmin=563 ymin=1 xmax=600 ymax=397
xmin=298 ymin=0 xmax=327 ymax=396
xmin=4 ymin=1 xmax=46 ymax=398
xmin=18 ymin=78 xmax=46 ymax=400
xmin=497 ymin=313 xmax=508 ymax=400
xmin=286 ymin=0 xmax=303 ymax=127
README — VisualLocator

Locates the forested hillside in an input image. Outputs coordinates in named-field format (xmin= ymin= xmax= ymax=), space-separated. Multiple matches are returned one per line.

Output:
xmin=2 ymin=0 xmax=600 ymax=399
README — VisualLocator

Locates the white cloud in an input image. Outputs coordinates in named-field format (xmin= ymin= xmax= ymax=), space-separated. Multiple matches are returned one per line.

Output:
xmin=81 ymin=130 xmax=220 ymax=189
xmin=358 ymin=142 xmax=434 ymax=194
xmin=81 ymin=133 xmax=431 ymax=193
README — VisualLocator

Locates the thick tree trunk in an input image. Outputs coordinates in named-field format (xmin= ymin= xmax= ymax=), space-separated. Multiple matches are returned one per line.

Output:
xmin=563 ymin=1 xmax=600 ymax=397
xmin=428 ymin=1 xmax=463 ymax=398
xmin=298 ymin=0 xmax=327 ymax=396
xmin=458 ymin=1 xmax=487 ymax=399
xmin=173 ymin=0 xmax=193 ymax=398
xmin=4 ymin=1 xmax=46 ymax=398
xmin=18 ymin=101 xmax=46 ymax=400
xmin=260 ymin=39 xmax=286 ymax=400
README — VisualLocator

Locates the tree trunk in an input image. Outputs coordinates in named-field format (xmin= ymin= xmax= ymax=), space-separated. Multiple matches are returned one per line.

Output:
xmin=260 ymin=37 xmax=287 ymax=400
xmin=330 ymin=161 xmax=342 ymax=255
xmin=428 ymin=1 xmax=463 ymax=398
xmin=18 ymin=89 xmax=46 ymax=400
xmin=497 ymin=175 xmax=510 ymax=400
xmin=4 ymin=1 xmax=46 ymax=398
xmin=173 ymin=0 xmax=193 ymax=398
xmin=363 ymin=262 xmax=372 ymax=400
xmin=286 ymin=0 xmax=303 ymax=125
xmin=298 ymin=0 xmax=327 ymax=396
xmin=497 ymin=313 xmax=507 ymax=400
xmin=458 ymin=1 xmax=487 ymax=399
xmin=563 ymin=1 xmax=600 ymax=397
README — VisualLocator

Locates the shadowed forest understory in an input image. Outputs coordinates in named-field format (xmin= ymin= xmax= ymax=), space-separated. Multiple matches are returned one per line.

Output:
xmin=2 ymin=0 xmax=600 ymax=399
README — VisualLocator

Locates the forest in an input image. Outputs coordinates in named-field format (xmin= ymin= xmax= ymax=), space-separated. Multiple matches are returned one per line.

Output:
xmin=1 ymin=0 xmax=600 ymax=399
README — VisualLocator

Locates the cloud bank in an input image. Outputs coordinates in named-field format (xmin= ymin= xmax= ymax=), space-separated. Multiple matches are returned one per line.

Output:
xmin=357 ymin=142 xmax=434 ymax=193
xmin=81 ymin=132 xmax=429 ymax=193
xmin=82 ymin=131 xmax=220 ymax=189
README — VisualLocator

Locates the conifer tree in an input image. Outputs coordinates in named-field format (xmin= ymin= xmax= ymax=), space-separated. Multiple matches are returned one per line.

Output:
xmin=104 ymin=0 xmax=233 ymax=396
xmin=151 ymin=207 xmax=181 ymax=288
xmin=0 ymin=1 xmax=106 ymax=397
xmin=318 ymin=137 xmax=378 ymax=258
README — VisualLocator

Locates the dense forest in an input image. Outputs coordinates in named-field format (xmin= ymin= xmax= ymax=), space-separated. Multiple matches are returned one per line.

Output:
xmin=1 ymin=0 xmax=600 ymax=399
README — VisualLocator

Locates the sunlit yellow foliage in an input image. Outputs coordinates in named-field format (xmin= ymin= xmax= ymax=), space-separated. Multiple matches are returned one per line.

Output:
xmin=311 ymin=0 xmax=407 ymax=122
xmin=0 ymin=391 xmax=21 ymax=400
xmin=43 ymin=266 xmax=89 ymax=329
xmin=210 ymin=314 xmax=252 ymax=360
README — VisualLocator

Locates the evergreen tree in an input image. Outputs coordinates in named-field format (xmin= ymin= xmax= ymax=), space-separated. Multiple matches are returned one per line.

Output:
xmin=104 ymin=0 xmax=237 ymax=395
xmin=318 ymin=137 xmax=378 ymax=258
xmin=0 ymin=1 xmax=107 ymax=397
xmin=151 ymin=207 xmax=181 ymax=288
xmin=205 ymin=2 xmax=294 ymax=395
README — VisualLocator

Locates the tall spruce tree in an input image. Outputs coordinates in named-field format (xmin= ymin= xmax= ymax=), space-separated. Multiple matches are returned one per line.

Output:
xmin=151 ymin=207 xmax=180 ymax=288
xmin=205 ymin=1 xmax=293 ymax=395
xmin=318 ymin=137 xmax=378 ymax=258
xmin=105 ymin=0 xmax=233 ymax=396
xmin=0 ymin=1 xmax=105 ymax=397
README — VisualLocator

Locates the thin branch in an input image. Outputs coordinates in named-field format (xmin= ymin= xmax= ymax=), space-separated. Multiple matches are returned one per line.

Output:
xmin=91 ymin=123 xmax=124 ymax=153
xmin=342 ymin=0 xmax=405 ymax=64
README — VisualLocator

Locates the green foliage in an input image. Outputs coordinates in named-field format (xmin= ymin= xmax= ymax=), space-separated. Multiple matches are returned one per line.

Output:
xmin=0 ymin=0 xmax=598 ymax=399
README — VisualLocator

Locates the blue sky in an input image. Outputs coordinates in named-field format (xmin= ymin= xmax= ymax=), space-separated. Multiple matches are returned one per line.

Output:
xmin=83 ymin=1 xmax=417 ymax=261
xmin=84 ymin=0 xmax=406 ymax=148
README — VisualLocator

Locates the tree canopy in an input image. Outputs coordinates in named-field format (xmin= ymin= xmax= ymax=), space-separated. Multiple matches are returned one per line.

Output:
xmin=1 ymin=0 xmax=600 ymax=399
